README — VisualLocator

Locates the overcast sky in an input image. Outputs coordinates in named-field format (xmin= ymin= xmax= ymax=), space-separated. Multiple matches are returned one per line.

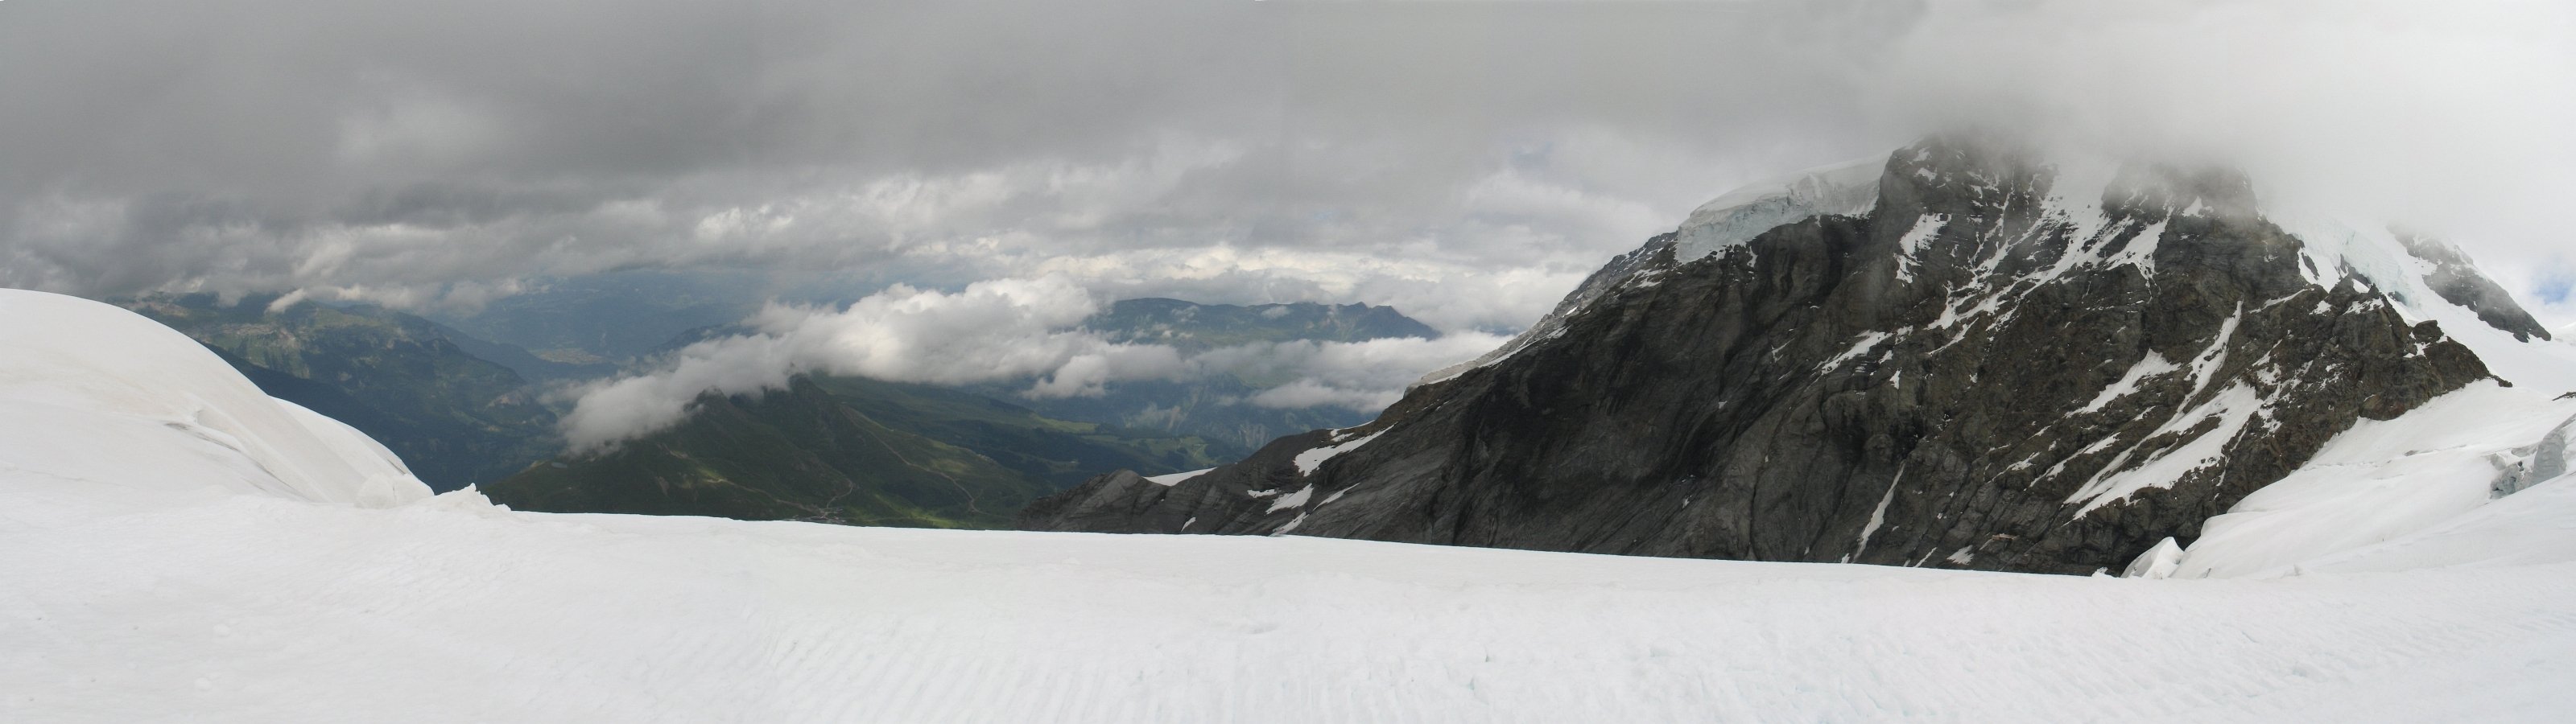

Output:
xmin=5 ymin=0 xmax=2574 ymax=333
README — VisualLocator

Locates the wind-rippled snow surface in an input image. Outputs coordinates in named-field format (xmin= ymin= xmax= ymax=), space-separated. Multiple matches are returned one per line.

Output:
xmin=10 ymin=504 xmax=2576 ymax=722
xmin=7 ymin=290 xmax=2576 ymax=722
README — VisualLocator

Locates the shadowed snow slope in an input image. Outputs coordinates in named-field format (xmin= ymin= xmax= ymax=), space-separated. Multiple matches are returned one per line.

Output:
xmin=7 ymin=286 xmax=2576 ymax=722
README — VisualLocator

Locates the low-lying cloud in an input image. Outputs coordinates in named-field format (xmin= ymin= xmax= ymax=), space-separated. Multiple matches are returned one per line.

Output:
xmin=558 ymin=277 xmax=1508 ymax=452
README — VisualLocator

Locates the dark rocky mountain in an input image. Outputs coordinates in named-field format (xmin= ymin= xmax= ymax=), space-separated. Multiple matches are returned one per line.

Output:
xmin=118 ymin=294 xmax=560 ymax=492
xmin=1022 ymin=136 xmax=2527 ymax=575
xmin=485 ymin=375 xmax=1221 ymax=529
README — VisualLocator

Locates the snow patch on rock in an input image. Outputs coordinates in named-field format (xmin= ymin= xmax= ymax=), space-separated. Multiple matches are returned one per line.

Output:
xmin=1265 ymin=485 xmax=1315 ymax=514
xmin=1146 ymin=467 xmax=1215 ymax=487
xmin=2079 ymin=352 xmax=2181 ymax=414
xmin=2070 ymin=382 xmax=2268 ymax=516
xmin=1293 ymin=430 xmax=1385 ymax=476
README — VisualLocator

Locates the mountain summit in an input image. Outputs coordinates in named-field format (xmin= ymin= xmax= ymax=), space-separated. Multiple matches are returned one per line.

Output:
xmin=1022 ymin=136 xmax=2556 ymax=574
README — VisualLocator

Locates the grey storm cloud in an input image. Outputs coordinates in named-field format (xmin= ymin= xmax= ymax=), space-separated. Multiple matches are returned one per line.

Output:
xmin=3 ymin=0 xmax=2574 ymax=330
xmin=0 ymin=0 xmax=1909 ymax=328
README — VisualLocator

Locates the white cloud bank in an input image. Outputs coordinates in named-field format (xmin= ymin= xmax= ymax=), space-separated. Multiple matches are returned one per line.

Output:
xmin=558 ymin=277 xmax=1507 ymax=452
xmin=1872 ymin=0 xmax=2576 ymax=327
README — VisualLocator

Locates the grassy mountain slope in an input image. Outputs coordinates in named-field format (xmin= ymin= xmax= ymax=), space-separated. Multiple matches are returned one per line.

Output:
xmin=485 ymin=376 xmax=1219 ymax=528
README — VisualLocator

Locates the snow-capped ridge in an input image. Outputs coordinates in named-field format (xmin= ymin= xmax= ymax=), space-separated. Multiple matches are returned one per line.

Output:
xmin=1672 ymin=157 xmax=1882 ymax=261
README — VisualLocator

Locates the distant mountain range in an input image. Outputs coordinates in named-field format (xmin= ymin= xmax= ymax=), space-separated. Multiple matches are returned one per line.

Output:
xmin=425 ymin=270 xmax=768 ymax=367
xmin=114 ymin=290 xmax=1447 ymax=527
xmin=1088 ymin=298 xmax=1438 ymax=352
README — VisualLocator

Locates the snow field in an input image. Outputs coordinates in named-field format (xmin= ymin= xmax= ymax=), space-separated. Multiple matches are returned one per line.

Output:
xmin=9 ymin=495 xmax=2576 ymax=723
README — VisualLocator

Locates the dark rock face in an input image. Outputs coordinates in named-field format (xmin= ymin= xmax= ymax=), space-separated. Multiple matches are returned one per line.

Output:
xmin=1022 ymin=138 xmax=2503 ymax=574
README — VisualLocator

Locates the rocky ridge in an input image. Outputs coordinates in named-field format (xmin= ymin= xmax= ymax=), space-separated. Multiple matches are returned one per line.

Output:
xmin=1022 ymin=136 xmax=2530 ymax=574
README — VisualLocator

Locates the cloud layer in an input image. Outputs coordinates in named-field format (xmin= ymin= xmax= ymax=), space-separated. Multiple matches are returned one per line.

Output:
xmin=558 ymin=277 xmax=1505 ymax=451
xmin=0 ymin=0 xmax=1898 ymax=330
xmin=6 ymin=2 xmax=2573 ymax=337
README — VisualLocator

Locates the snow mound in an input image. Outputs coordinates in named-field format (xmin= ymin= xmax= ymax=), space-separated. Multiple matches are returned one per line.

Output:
xmin=0 ymin=289 xmax=431 ymax=509
xmin=2124 ymin=537 xmax=2184 ymax=578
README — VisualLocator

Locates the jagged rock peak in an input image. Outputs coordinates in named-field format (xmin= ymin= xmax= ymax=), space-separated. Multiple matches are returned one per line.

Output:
xmin=2391 ymin=232 xmax=2552 ymax=341
xmin=1026 ymin=135 xmax=2532 ymax=575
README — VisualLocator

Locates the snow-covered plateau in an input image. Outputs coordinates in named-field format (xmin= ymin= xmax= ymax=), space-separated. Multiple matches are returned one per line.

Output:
xmin=7 ymin=289 xmax=2576 ymax=722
